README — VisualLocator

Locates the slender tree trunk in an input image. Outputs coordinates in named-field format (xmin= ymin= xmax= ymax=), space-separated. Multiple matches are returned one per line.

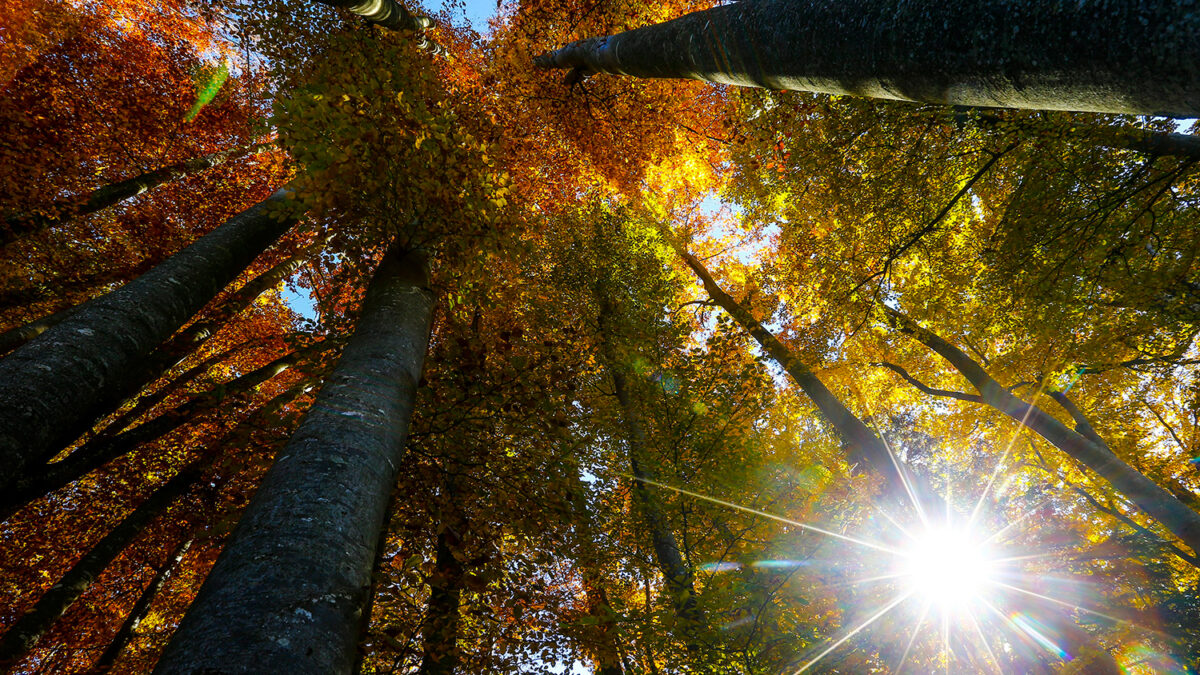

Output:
xmin=667 ymin=237 xmax=932 ymax=511
xmin=0 ymin=464 xmax=204 ymax=667
xmin=0 ymin=184 xmax=301 ymax=494
xmin=884 ymin=307 xmax=1200 ymax=556
xmin=1 ymin=144 xmax=271 ymax=246
xmin=154 ymin=244 xmax=434 ymax=674
xmin=533 ymin=0 xmax=1200 ymax=116
xmin=595 ymin=299 xmax=702 ymax=649
xmin=418 ymin=524 xmax=464 ymax=675
xmin=89 ymin=538 xmax=194 ymax=673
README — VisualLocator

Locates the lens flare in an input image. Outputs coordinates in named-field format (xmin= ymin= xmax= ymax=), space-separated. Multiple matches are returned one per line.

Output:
xmin=899 ymin=525 xmax=995 ymax=611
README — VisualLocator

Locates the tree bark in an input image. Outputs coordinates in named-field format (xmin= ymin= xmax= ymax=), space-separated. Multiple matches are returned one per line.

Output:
xmin=0 ymin=343 xmax=325 ymax=521
xmin=0 ymin=304 xmax=81 ymax=357
xmin=884 ymin=307 xmax=1200 ymax=556
xmin=534 ymin=0 xmax=1200 ymax=117
xmin=90 ymin=537 xmax=194 ymax=673
xmin=0 ymin=184 xmax=301 ymax=495
xmin=315 ymin=0 xmax=432 ymax=31
xmin=0 ymin=464 xmax=203 ymax=668
xmin=154 ymin=244 xmax=434 ymax=674
xmin=1 ymin=144 xmax=270 ymax=246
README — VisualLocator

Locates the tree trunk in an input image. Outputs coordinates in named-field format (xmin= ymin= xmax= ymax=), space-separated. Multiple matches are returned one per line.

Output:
xmin=884 ymin=307 xmax=1200 ymax=556
xmin=316 ymin=0 xmax=432 ymax=31
xmin=0 ymin=464 xmax=203 ymax=667
xmin=1 ymin=144 xmax=270 ymax=246
xmin=418 ymin=525 xmax=464 ymax=675
xmin=667 ymin=237 xmax=932 ymax=512
xmin=0 ymin=184 xmax=301 ymax=495
xmin=534 ymin=0 xmax=1200 ymax=117
xmin=595 ymin=299 xmax=702 ymax=649
xmin=89 ymin=537 xmax=194 ymax=673
xmin=0 ymin=343 xmax=326 ymax=521
xmin=154 ymin=244 xmax=434 ymax=674
xmin=0 ymin=305 xmax=81 ymax=357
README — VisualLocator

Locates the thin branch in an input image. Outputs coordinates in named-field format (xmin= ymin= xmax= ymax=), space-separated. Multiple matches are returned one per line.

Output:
xmin=875 ymin=362 xmax=982 ymax=403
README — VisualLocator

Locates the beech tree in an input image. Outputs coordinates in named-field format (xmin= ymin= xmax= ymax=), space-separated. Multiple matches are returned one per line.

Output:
xmin=534 ymin=0 xmax=1200 ymax=116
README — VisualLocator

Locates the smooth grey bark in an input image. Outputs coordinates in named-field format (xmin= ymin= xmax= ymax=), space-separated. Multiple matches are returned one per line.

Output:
xmin=669 ymin=239 xmax=932 ymax=511
xmin=0 ymin=184 xmax=300 ymax=495
xmin=1 ymin=144 xmax=270 ymax=246
xmin=0 ymin=464 xmax=202 ymax=667
xmin=0 ymin=344 xmax=322 ymax=521
xmin=533 ymin=0 xmax=1200 ymax=117
xmin=154 ymin=244 xmax=434 ymax=674
xmin=884 ymin=307 xmax=1200 ymax=556
xmin=91 ymin=537 xmax=194 ymax=673
xmin=0 ymin=305 xmax=81 ymax=357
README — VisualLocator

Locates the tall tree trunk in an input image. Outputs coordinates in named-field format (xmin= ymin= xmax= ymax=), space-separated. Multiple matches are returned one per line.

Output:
xmin=0 ymin=343 xmax=326 ymax=521
xmin=154 ymin=244 xmax=435 ymax=674
xmin=534 ymin=0 xmax=1200 ymax=116
xmin=595 ymin=299 xmax=703 ymax=650
xmin=666 ymin=236 xmax=932 ymax=512
xmin=0 ymin=464 xmax=204 ymax=667
xmin=89 ymin=537 xmax=194 ymax=673
xmin=418 ymin=522 xmax=464 ymax=675
xmin=884 ymin=307 xmax=1200 ymax=556
xmin=1 ymin=144 xmax=271 ymax=246
xmin=0 ymin=184 xmax=301 ymax=495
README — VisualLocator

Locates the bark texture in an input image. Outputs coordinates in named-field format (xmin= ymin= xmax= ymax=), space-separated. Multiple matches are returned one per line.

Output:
xmin=0 ymin=464 xmax=201 ymax=666
xmin=1 ymin=144 xmax=269 ymax=246
xmin=885 ymin=307 xmax=1200 ymax=556
xmin=534 ymin=0 xmax=1200 ymax=116
xmin=0 ymin=185 xmax=300 ymax=495
xmin=154 ymin=245 xmax=434 ymax=674
xmin=0 ymin=305 xmax=81 ymax=357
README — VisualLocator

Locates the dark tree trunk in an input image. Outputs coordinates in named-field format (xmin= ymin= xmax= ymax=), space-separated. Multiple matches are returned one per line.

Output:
xmin=0 ymin=185 xmax=300 ymax=494
xmin=595 ymin=299 xmax=702 ymax=648
xmin=418 ymin=526 xmax=464 ymax=675
xmin=154 ymin=244 xmax=434 ymax=674
xmin=90 ymin=537 xmax=194 ymax=673
xmin=0 ymin=343 xmax=325 ymax=521
xmin=534 ymin=0 xmax=1200 ymax=116
xmin=885 ymin=307 xmax=1200 ymax=557
xmin=0 ymin=465 xmax=203 ymax=667
xmin=0 ymin=305 xmax=81 ymax=357
xmin=1 ymin=144 xmax=270 ymax=246
xmin=670 ymin=240 xmax=933 ymax=512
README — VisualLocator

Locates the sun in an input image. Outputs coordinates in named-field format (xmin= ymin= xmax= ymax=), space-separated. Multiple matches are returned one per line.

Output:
xmin=899 ymin=525 xmax=996 ymax=611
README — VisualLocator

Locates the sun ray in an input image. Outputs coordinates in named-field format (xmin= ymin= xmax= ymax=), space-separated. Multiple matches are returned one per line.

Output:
xmin=966 ymin=603 xmax=1003 ymax=674
xmin=967 ymin=377 xmax=1051 ymax=530
xmin=850 ymin=384 xmax=931 ymax=529
xmin=626 ymin=474 xmax=902 ymax=555
xmin=894 ymin=599 xmax=931 ymax=674
xmin=791 ymin=590 xmax=914 ymax=674
xmin=990 ymin=580 xmax=1133 ymax=625
xmin=823 ymin=571 xmax=909 ymax=590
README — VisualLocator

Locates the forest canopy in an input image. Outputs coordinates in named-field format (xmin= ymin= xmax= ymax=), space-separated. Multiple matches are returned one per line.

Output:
xmin=0 ymin=0 xmax=1198 ymax=673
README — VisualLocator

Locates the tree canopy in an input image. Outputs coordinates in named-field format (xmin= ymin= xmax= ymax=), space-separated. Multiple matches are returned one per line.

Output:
xmin=0 ymin=0 xmax=1198 ymax=673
